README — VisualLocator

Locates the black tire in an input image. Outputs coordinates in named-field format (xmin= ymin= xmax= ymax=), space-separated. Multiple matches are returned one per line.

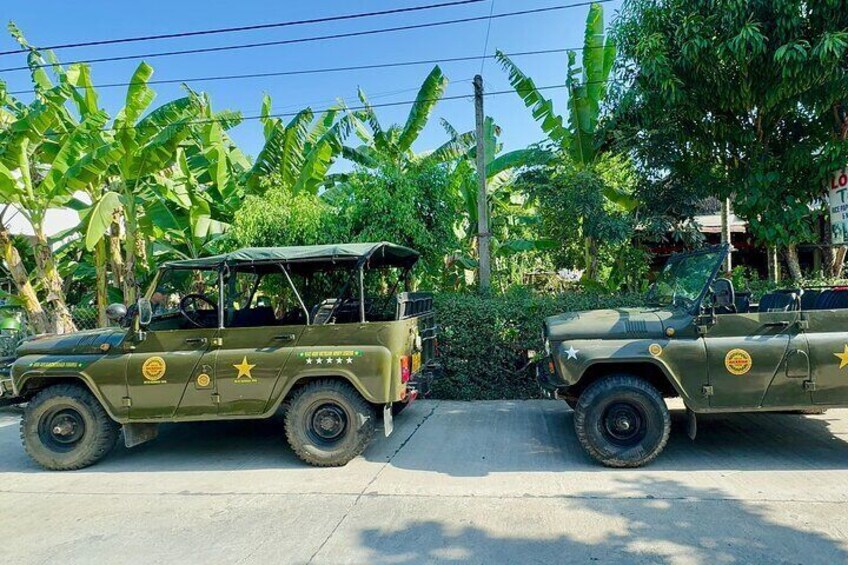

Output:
xmin=284 ymin=379 xmax=375 ymax=467
xmin=20 ymin=384 xmax=120 ymax=471
xmin=573 ymin=375 xmax=670 ymax=468
xmin=563 ymin=397 xmax=578 ymax=411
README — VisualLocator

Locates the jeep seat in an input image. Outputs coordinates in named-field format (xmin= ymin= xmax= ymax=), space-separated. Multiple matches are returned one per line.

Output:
xmin=812 ymin=290 xmax=848 ymax=310
xmin=757 ymin=292 xmax=797 ymax=312
xmin=230 ymin=306 xmax=277 ymax=327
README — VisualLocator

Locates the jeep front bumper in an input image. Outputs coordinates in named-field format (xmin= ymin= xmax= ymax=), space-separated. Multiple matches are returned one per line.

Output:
xmin=536 ymin=356 xmax=564 ymax=397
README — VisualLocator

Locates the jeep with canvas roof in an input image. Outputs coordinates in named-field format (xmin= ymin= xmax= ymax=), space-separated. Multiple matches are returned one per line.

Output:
xmin=0 ymin=242 xmax=438 ymax=470
xmin=538 ymin=245 xmax=848 ymax=467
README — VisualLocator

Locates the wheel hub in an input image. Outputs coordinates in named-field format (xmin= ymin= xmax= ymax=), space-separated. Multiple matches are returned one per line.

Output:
xmin=310 ymin=404 xmax=348 ymax=442
xmin=603 ymin=403 xmax=644 ymax=445
xmin=39 ymin=407 xmax=86 ymax=451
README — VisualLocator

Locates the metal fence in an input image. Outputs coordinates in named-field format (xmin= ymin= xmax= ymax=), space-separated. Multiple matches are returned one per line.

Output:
xmin=70 ymin=306 xmax=101 ymax=331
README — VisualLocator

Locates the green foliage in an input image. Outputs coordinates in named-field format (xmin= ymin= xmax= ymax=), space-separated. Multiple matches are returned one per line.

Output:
xmin=230 ymin=175 xmax=335 ymax=248
xmin=331 ymin=161 xmax=460 ymax=286
xmin=518 ymin=154 xmax=638 ymax=287
xmin=611 ymin=0 xmax=848 ymax=276
xmin=432 ymin=289 xmax=642 ymax=400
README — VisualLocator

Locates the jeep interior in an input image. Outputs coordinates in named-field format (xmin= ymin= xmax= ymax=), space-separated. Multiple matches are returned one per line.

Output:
xmin=143 ymin=243 xmax=428 ymax=330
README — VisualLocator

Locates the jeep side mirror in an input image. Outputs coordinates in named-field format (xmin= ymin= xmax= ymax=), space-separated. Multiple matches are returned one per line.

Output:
xmin=105 ymin=303 xmax=128 ymax=323
xmin=137 ymin=298 xmax=153 ymax=326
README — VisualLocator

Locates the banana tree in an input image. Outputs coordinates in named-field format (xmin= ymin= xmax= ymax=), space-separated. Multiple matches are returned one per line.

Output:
xmin=0 ymin=34 xmax=107 ymax=333
xmin=342 ymin=66 xmax=449 ymax=170
xmin=244 ymin=94 xmax=352 ymax=195
xmin=67 ymin=62 xmax=202 ymax=305
xmin=432 ymin=117 xmax=552 ymax=284
xmin=495 ymin=3 xmax=633 ymax=209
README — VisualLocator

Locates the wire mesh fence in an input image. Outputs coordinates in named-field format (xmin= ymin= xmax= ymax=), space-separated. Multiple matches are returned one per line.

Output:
xmin=70 ymin=306 xmax=102 ymax=331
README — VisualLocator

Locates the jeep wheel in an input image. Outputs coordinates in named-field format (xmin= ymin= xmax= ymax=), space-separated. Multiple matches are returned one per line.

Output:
xmin=284 ymin=380 xmax=375 ymax=467
xmin=21 ymin=384 xmax=120 ymax=471
xmin=573 ymin=375 xmax=670 ymax=468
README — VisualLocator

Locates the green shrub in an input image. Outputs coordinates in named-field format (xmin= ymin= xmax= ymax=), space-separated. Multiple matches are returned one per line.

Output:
xmin=431 ymin=289 xmax=642 ymax=400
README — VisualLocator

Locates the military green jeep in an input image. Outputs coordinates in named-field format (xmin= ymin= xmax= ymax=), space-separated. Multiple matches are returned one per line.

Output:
xmin=539 ymin=245 xmax=848 ymax=468
xmin=0 ymin=243 xmax=438 ymax=470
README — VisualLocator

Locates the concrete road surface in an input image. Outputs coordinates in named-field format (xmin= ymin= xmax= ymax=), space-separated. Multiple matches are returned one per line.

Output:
xmin=1 ymin=400 xmax=847 ymax=564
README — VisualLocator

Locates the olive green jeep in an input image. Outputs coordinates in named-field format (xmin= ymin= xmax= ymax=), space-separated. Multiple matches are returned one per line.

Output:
xmin=0 ymin=242 xmax=438 ymax=470
xmin=538 ymin=245 xmax=848 ymax=467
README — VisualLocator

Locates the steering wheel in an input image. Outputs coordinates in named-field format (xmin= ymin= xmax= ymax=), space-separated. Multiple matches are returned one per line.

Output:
xmin=179 ymin=293 xmax=219 ymax=328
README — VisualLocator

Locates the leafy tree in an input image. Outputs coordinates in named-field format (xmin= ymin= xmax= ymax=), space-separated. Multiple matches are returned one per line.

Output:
xmin=231 ymin=175 xmax=335 ymax=248
xmin=610 ymin=0 xmax=848 ymax=280
xmin=331 ymin=160 xmax=460 ymax=286
xmin=517 ymin=154 xmax=638 ymax=288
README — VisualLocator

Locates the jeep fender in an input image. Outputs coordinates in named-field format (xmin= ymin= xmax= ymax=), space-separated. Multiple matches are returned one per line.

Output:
xmin=578 ymin=357 xmax=700 ymax=409
xmin=16 ymin=369 xmax=126 ymax=422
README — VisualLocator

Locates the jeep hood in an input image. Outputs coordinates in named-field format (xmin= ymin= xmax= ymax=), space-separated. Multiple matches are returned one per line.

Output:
xmin=545 ymin=307 xmax=669 ymax=341
xmin=16 ymin=328 xmax=127 ymax=357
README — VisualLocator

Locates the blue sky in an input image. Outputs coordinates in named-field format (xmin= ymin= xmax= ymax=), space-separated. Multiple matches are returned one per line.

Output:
xmin=0 ymin=0 xmax=623 ymax=161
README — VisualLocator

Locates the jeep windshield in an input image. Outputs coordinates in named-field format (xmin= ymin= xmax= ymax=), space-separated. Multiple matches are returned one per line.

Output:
xmin=646 ymin=247 xmax=725 ymax=309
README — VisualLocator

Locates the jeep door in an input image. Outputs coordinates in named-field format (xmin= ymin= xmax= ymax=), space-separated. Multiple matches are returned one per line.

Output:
xmin=214 ymin=269 xmax=305 ymax=416
xmin=127 ymin=268 xmax=221 ymax=420
xmin=802 ymin=301 xmax=848 ymax=405
xmin=703 ymin=310 xmax=810 ymax=408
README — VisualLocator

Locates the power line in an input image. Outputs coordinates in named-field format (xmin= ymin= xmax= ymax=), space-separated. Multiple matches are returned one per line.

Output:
xmin=41 ymin=79 xmax=617 ymax=135
xmin=0 ymin=0 xmax=486 ymax=57
xmin=479 ymin=0 xmax=497 ymax=75
xmin=6 ymin=47 xmax=577 ymax=96
xmin=0 ymin=1 xmax=611 ymax=74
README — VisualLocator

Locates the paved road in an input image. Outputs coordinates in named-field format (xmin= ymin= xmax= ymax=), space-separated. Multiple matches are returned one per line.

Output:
xmin=1 ymin=400 xmax=847 ymax=564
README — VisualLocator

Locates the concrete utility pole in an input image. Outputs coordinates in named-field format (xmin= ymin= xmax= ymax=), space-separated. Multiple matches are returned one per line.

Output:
xmin=473 ymin=75 xmax=491 ymax=292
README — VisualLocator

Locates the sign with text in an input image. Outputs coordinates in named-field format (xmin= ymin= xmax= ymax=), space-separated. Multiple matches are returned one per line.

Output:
xmin=830 ymin=167 xmax=848 ymax=244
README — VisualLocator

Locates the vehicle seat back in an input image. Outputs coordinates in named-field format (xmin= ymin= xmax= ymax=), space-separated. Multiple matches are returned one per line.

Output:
xmin=230 ymin=306 xmax=276 ymax=327
xmin=812 ymin=290 xmax=848 ymax=310
xmin=758 ymin=292 xmax=797 ymax=312
xmin=800 ymin=290 xmax=821 ymax=311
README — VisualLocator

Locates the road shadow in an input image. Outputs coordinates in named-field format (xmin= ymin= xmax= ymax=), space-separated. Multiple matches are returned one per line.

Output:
xmin=0 ymin=405 xmax=408 ymax=473
xmin=354 ymin=476 xmax=848 ymax=563
xmin=369 ymin=400 xmax=848 ymax=476
xmin=1 ymin=401 xmax=847 ymax=474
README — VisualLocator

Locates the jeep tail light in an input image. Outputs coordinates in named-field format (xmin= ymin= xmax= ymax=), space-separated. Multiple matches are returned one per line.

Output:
xmin=400 ymin=356 xmax=411 ymax=383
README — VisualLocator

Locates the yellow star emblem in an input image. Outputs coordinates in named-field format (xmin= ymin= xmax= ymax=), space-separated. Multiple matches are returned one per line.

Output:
xmin=835 ymin=345 xmax=848 ymax=370
xmin=233 ymin=356 xmax=256 ymax=380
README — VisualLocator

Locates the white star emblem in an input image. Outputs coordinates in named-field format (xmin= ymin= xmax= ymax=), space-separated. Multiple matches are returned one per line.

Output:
xmin=336 ymin=357 xmax=343 ymax=364
xmin=306 ymin=358 xmax=313 ymax=365
xmin=316 ymin=358 xmax=323 ymax=364
xmin=565 ymin=346 xmax=579 ymax=360
xmin=346 ymin=357 xmax=353 ymax=364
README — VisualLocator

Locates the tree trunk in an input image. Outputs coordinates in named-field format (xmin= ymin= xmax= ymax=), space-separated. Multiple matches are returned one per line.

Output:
xmin=95 ymin=239 xmax=109 ymax=327
xmin=32 ymin=228 xmax=77 ymax=334
xmin=784 ymin=244 xmax=803 ymax=282
xmin=109 ymin=210 xmax=124 ymax=291
xmin=767 ymin=246 xmax=780 ymax=283
xmin=584 ymin=237 xmax=599 ymax=281
xmin=0 ymin=228 xmax=49 ymax=334
xmin=123 ymin=197 xmax=138 ymax=306
xmin=833 ymin=247 xmax=847 ymax=278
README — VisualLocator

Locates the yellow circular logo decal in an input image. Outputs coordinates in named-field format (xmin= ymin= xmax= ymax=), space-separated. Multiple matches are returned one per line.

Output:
xmin=649 ymin=343 xmax=663 ymax=356
xmin=196 ymin=373 xmax=211 ymax=387
xmin=725 ymin=349 xmax=752 ymax=375
xmin=142 ymin=356 xmax=167 ymax=381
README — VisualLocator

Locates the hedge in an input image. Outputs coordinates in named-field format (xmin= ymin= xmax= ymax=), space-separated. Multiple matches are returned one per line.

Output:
xmin=431 ymin=289 xmax=642 ymax=400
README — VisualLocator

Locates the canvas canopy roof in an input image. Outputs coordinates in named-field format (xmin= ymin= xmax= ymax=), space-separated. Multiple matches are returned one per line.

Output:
xmin=162 ymin=242 xmax=420 ymax=271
